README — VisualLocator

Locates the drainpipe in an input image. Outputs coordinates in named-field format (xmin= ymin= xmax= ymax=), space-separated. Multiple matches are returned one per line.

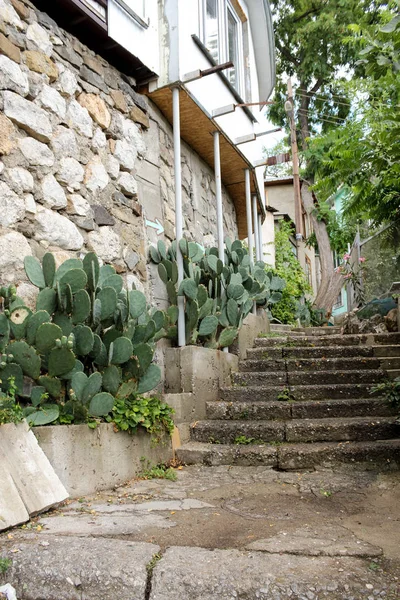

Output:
xmin=214 ymin=131 xmax=229 ymax=352
xmin=245 ymin=169 xmax=256 ymax=315
xmin=172 ymin=87 xmax=185 ymax=347
xmin=213 ymin=131 xmax=224 ymax=261
xmin=252 ymin=194 xmax=260 ymax=261
xmin=258 ymin=213 xmax=263 ymax=261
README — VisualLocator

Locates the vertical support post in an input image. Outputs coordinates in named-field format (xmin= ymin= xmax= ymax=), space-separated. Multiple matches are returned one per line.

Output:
xmin=286 ymin=78 xmax=303 ymax=242
xmin=252 ymin=194 xmax=260 ymax=262
xmin=258 ymin=213 xmax=263 ymax=261
xmin=245 ymin=169 xmax=256 ymax=314
xmin=213 ymin=131 xmax=224 ymax=261
xmin=245 ymin=169 xmax=253 ymax=266
xmin=172 ymin=87 xmax=185 ymax=347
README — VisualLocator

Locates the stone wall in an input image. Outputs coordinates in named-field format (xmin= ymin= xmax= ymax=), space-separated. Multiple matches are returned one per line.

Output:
xmin=0 ymin=0 xmax=239 ymax=309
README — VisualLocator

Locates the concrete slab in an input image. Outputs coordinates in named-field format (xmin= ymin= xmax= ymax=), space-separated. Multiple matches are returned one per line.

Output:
xmin=246 ymin=524 xmax=382 ymax=557
xmin=150 ymin=546 xmax=399 ymax=600
xmin=0 ymin=536 xmax=158 ymax=600
xmin=0 ymin=451 xmax=29 ymax=531
xmin=0 ymin=422 xmax=68 ymax=516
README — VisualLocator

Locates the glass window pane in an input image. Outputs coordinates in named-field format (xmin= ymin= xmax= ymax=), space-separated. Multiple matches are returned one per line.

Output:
xmin=227 ymin=7 xmax=238 ymax=89
xmin=204 ymin=0 xmax=219 ymax=62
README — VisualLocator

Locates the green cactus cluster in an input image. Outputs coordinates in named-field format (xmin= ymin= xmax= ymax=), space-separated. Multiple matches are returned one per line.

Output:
xmin=150 ymin=238 xmax=285 ymax=348
xmin=0 ymin=252 xmax=165 ymax=426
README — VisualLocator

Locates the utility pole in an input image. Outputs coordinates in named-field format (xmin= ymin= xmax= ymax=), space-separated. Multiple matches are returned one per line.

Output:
xmin=285 ymin=78 xmax=303 ymax=242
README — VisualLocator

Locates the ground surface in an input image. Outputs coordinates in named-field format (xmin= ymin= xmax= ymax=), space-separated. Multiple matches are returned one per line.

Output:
xmin=0 ymin=465 xmax=399 ymax=599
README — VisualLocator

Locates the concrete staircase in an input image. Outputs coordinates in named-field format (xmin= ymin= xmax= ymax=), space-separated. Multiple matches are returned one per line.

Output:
xmin=176 ymin=326 xmax=400 ymax=470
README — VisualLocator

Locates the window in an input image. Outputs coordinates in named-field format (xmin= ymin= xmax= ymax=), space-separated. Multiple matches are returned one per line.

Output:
xmin=201 ymin=0 xmax=244 ymax=94
xmin=122 ymin=0 xmax=145 ymax=18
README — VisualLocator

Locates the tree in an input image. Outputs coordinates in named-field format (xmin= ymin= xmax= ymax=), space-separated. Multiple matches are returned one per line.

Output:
xmin=268 ymin=0 xmax=390 ymax=313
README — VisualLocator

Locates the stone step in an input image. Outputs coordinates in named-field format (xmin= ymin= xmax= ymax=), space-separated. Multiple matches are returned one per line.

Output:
xmin=269 ymin=323 xmax=293 ymax=331
xmin=286 ymin=416 xmax=399 ymax=443
xmin=388 ymin=369 xmax=400 ymax=380
xmin=206 ymin=398 xmax=396 ymax=421
xmin=240 ymin=356 xmax=383 ymax=372
xmin=380 ymin=357 xmax=400 ymax=369
xmin=190 ymin=417 xmax=399 ymax=444
xmin=233 ymin=369 xmax=385 ymax=387
xmin=247 ymin=345 xmax=376 ymax=360
xmin=176 ymin=439 xmax=400 ymax=470
xmin=373 ymin=345 xmax=400 ymax=357
xmin=254 ymin=332 xmax=400 ymax=348
xmin=191 ymin=420 xmax=285 ymax=444
xmin=221 ymin=383 xmax=376 ymax=402
xmin=292 ymin=326 xmax=342 ymax=336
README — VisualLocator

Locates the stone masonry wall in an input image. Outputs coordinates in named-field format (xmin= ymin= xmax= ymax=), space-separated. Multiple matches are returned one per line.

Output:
xmin=0 ymin=0 xmax=239 ymax=310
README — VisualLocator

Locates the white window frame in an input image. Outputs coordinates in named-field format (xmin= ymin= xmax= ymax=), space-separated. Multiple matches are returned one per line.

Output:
xmin=114 ymin=0 xmax=148 ymax=28
xmin=200 ymin=0 xmax=244 ymax=96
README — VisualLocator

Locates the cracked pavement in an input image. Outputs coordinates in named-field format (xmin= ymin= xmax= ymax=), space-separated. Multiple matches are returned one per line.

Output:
xmin=0 ymin=466 xmax=399 ymax=599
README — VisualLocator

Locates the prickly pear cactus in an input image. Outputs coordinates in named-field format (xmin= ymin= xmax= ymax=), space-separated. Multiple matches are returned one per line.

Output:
xmin=150 ymin=238 xmax=285 ymax=349
xmin=0 ymin=251 xmax=167 ymax=427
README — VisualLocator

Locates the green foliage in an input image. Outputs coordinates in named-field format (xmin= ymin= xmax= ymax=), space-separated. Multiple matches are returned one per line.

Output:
xmin=269 ymin=222 xmax=311 ymax=324
xmin=0 ymin=252 xmax=170 ymax=433
xmin=149 ymin=238 xmax=285 ymax=349
xmin=234 ymin=435 xmax=263 ymax=445
xmin=137 ymin=459 xmax=177 ymax=481
xmin=0 ymin=377 xmax=24 ymax=425
xmin=305 ymin=198 xmax=357 ymax=256
xmin=371 ymin=377 xmax=400 ymax=409
xmin=296 ymin=300 xmax=327 ymax=327
xmin=0 ymin=557 xmax=12 ymax=574
xmin=277 ymin=387 xmax=294 ymax=402
xmin=109 ymin=395 xmax=175 ymax=438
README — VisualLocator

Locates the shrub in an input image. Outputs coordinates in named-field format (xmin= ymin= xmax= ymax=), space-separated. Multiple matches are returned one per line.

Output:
xmin=0 ymin=252 xmax=170 ymax=435
xmin=150 ymin=237 xmax=285 ymax=348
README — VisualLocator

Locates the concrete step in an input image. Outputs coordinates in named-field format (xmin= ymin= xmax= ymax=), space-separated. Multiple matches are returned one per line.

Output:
xmin=191 ymin=420 xmax=285 ymax=444
xmin=286 ymin=416 xmax=399 ymax=443
xmin=240 ymin=357 xmax=383 ymax=373
xmin=373 ymin=345 xmax=400 ymax=357
xmin=388 ymin=369 xmax=400 ymax=380
xmin=254 ymin=332 xmax=400 ymax=348
xmin=292 ymin=326 xmax=342 ymax=336
xmin=269 ymin=324 xmax=293 ymax=332
xmin=190 ymin=417 xmax=399 ymax=444
xmin=247 ymin=345 xmax=376 ymax=360
xmin=380 ymin=357 xmax=400 ymax=369
xmin=221 ymin=383 xmax=376 ymax=402
xmin=176 ymin=439 xmax=400 ymax=470
xmin=233 ymin=369 xmax=385 ymax=387
xmin=206 ymin=398 xmax=396 ymax=421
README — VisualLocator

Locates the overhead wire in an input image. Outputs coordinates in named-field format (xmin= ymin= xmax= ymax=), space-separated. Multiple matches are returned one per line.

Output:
xmin=297 ymin=108 xmax=349 ymax=127
xmin=296 ymin=87 xmax=354 ymax=106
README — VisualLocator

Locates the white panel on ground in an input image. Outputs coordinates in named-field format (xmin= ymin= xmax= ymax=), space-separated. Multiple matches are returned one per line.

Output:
xmin=0 ymin=448 xmax=29 ymax=531
xmin=0 ymin=421 xmax=68 ymax=516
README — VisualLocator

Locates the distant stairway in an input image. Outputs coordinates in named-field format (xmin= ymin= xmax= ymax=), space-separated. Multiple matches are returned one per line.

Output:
xmin=176 ymin=328 xmax=400 ymax=470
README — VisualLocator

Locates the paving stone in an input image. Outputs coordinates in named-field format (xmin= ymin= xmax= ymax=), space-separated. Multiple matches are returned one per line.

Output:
xmin=23 ymin=50 xmax=59 ymax=81
xmin=0 ymin=54 xmax=29 ymax=95
xmin=3 ymin=90 xmax=52 ymax=142
xmin=246 ymin=524 xmax=382 ymax=557
xmin=0 ymin=31 xmax=21 ymax=62
xmin=19 ymin=136 xmax=55 ymax=166
xmin=26 ymin=22 xmax=52 ymax=55
xmin=41 ymin=173 xmax=67 ymax=208
xmin=0 ymin=180 xmax=25 ymax=226
xmin=78 ymin=92 xmax=111 ymax=129
xmin=35 ymin=206 xmax=84 ymax=250
xmin=1 ymin=537 xmax=158 ymax=600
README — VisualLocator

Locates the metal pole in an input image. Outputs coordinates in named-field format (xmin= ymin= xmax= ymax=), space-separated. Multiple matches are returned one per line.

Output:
xmin=258 ymin=213 xmax=263 ymax=261
xmin=245 ymin=169 xmax=256 ymax=315
xmin=214 ymin=131 xmax=224 ymax=261
xmin=172 ymin=87 xmax=185 ymax=347
xmin=252 ymin=194 xmax=260 ymax=262
xmin=245 ymin=169 xmax=253 ymax=266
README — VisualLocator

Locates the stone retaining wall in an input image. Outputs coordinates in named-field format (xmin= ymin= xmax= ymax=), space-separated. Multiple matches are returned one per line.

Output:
xmin=0 ymin=0 xmax=239 ymax=309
